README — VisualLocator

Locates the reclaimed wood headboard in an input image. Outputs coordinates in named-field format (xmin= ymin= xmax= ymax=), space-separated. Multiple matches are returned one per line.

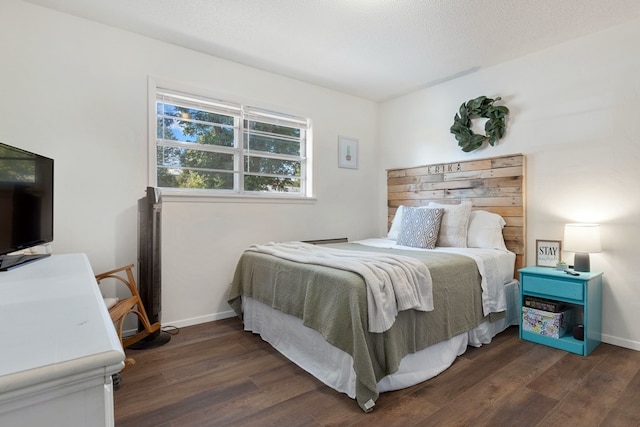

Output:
xmin=387 ymin=154 xmax=525 ymax=278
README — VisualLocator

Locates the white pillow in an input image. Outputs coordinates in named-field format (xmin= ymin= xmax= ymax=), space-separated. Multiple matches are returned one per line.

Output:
xmin=428 ymin=201 xmax=473 ymax=247
xmin=467 ymin=210 xmax=508 ymax=250
xmin=396 ymin=207 xmax=444 ymax=249
xmin=387 ymin=205 xmax=405 ymax=240
xmin=387 ymin=205 xmax=433 ymax=240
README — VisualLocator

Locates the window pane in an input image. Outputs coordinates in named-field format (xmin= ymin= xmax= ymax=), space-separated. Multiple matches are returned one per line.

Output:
xmin=159 ymin=103 xmax=234 ymax=126
xmin=246 ymin=120 xmax=300 ymax=138
xmin=244 ymin=132 xmax=300 ymax=156
xmin=157 ymin=103 xmax=235 ymax=147
xmin=157 ymin=119 xmax=234 ymax=146
xmin=157 ymin=146 xmax=234 ymax=171
xmin=245 ymin=175 xmax=301 ymax=193
xmin=244 ymin=156 xmax=300 ymax=176
xmin=157 ymin=167 xmax=234 ymax=190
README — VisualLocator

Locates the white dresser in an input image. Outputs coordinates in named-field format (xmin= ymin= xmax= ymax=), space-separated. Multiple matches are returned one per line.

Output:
xmin=0 ymin=253 xmax=125 ymax=426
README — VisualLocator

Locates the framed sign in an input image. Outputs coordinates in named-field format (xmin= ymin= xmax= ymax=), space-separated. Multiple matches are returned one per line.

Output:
xmin=536 ymin=239 xmax=562 ymax=267
xmin=338 ymin=136 xmax=358 ymax=169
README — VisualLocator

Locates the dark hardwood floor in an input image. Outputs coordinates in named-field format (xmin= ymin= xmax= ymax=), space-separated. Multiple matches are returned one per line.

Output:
xmin=114 ymin=318 xmax=640 ymax=427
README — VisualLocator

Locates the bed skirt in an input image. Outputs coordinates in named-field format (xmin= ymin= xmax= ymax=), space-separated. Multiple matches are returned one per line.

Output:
xmin=241 ymin=279 xmax=520 ymax=401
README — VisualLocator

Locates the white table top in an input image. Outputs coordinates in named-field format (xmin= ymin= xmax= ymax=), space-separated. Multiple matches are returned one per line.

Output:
xmin=0 ymin=253 xmax=124 ymax=396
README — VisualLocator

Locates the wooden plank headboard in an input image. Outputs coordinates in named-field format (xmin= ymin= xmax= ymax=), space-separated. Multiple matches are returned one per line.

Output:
xmin=387 ymin=154 xmax=526 ymax=278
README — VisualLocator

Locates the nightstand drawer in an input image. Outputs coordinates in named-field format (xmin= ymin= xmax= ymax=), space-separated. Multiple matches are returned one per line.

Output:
xmin=521 ymin=276 xmax=584 ymax=300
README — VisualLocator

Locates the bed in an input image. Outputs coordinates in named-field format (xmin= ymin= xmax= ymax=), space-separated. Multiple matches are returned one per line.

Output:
xmin=228 ymin=154 xmax=525 ymax=412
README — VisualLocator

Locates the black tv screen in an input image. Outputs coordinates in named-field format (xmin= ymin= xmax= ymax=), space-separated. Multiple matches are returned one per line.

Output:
xmin=0 ymin=143 xmax=54 ymax=258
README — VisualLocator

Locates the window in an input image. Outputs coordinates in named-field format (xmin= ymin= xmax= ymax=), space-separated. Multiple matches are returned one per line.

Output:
xmin=153 ymin=88 xmax=312 ymax=197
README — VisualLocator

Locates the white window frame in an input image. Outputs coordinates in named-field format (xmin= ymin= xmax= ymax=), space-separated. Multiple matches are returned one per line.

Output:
xmin=148 ymin=81 xmax=314 ymax=201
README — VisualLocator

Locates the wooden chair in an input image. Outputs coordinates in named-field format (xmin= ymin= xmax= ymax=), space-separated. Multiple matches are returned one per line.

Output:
xmin=95 ymin=264 xmax=161 ymax=367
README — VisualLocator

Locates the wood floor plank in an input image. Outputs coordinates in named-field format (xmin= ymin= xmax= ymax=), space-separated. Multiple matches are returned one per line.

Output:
xmin=116 ymin=377 xmax=258 ymax=427
xmin=526 ymin=351 xmax=602 ymax=401
xmin=408 ymin=327 xmax=528 ymax=408
xmin=538 ymin=368 xmax=625 ymax=426
xmin=594 ymin=342 xmax=640 ymax=378
xmin=172 ymin=367 xmax=323 ymax=427
xmin=598 ymin=369 xmax=640 ymax=426
xmin=474 ymin=387 xmax=558 ymax=427
xmin=413 ymin=350 xmax=559 ymax=426
xmin=289 ymin=383 xmax=367 ymax=426
xmin=347 ymin=393 xmax=439 ymax=427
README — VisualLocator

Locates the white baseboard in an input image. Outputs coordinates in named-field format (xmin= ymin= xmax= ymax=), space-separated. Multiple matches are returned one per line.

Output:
xmin=602 ymin=333 xmax=640 ymax=351
xmin=161 ymin=310 xmax=237 ymax=330
xmin=120 ymin=310 xmax=237 ymax=337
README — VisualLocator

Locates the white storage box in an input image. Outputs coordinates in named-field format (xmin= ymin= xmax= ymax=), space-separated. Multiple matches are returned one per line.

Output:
xmin=522 ymin=306 xmax=575 ymax=338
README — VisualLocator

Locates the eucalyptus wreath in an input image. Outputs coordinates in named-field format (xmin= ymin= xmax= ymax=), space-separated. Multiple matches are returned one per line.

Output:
xmin=450 ymin=96 xmax=509 ymax=152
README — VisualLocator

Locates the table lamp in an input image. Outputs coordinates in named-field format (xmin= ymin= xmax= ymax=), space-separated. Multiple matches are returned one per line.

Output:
xmin=563 ymin=223 xmax=601 ymax=272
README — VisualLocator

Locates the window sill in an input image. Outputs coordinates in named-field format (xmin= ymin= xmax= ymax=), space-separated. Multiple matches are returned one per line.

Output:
xmin=160 ymin=190 xmax=317 ymax=204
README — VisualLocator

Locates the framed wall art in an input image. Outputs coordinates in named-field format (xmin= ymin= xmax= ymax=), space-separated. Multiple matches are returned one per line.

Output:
xmin=536 ymin=239 xmax=562 ymax=267
xmin=338 ymin=136 xmax=358 ymax=169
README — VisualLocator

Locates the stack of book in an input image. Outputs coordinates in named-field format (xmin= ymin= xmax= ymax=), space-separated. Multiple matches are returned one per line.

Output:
xmin=523 ymin=296 xmax=567 ymax=313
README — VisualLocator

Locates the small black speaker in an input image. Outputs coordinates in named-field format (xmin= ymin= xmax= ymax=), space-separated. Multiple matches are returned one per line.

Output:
xmin=573 ymin=324 xmax=584 ymax=341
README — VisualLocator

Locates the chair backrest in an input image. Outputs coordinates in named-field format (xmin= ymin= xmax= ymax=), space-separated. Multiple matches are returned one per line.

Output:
xmin=95 ymin=264 xmax=160 ymax=350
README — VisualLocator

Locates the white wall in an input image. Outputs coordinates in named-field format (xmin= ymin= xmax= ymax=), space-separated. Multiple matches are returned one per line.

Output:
xmin=378 ymin=19 xmax=640 ymax=350
xmin=0 ymin=1 xmax=379 ymax=326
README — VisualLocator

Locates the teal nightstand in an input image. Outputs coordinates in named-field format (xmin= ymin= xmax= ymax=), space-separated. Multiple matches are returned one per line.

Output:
xmin=519 ymin=266 xmax=603 ymax=356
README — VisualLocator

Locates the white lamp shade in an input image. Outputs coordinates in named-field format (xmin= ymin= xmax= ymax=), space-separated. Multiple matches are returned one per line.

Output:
xmin=564 ymin=223 xmax=602 ymax=253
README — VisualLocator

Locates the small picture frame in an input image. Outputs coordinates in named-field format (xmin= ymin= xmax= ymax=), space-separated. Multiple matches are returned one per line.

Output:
xmin=338 ymin=136 xmax=358 ymax=169
xmin=536 ymin=239 xmax=562 ymax=267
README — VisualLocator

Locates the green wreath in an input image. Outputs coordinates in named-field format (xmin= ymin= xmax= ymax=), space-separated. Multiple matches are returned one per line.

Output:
xmin=450 ymin=96 xmax=509 ymax=152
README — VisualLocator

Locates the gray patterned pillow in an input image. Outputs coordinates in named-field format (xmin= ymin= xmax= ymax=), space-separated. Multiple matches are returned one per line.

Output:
xmin=397 ymin=207 xmax=444 ymax=249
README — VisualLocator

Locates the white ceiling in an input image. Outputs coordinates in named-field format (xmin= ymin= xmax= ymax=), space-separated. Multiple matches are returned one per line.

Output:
xmin=25 ymin=0 xmax=640 ymax=101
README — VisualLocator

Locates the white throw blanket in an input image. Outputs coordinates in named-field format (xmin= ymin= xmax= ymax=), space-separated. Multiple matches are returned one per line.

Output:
xmin=247 ymin=241 xmax=434 ymax=333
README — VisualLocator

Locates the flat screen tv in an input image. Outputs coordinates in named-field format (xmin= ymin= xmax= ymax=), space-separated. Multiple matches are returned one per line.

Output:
xmin=0 ymin=143 xmax=54 ymax=271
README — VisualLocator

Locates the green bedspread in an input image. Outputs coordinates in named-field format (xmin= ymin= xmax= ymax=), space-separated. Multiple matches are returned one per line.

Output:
xmin=227 ymin=243 xmax=490 ymax=412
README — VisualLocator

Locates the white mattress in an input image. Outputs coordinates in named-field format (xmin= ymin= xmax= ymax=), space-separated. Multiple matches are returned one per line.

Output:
xmin=242 ymin=279 xmax=520 ymax=404
xmin=354 ymin=238 xmax=516 ymax=285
